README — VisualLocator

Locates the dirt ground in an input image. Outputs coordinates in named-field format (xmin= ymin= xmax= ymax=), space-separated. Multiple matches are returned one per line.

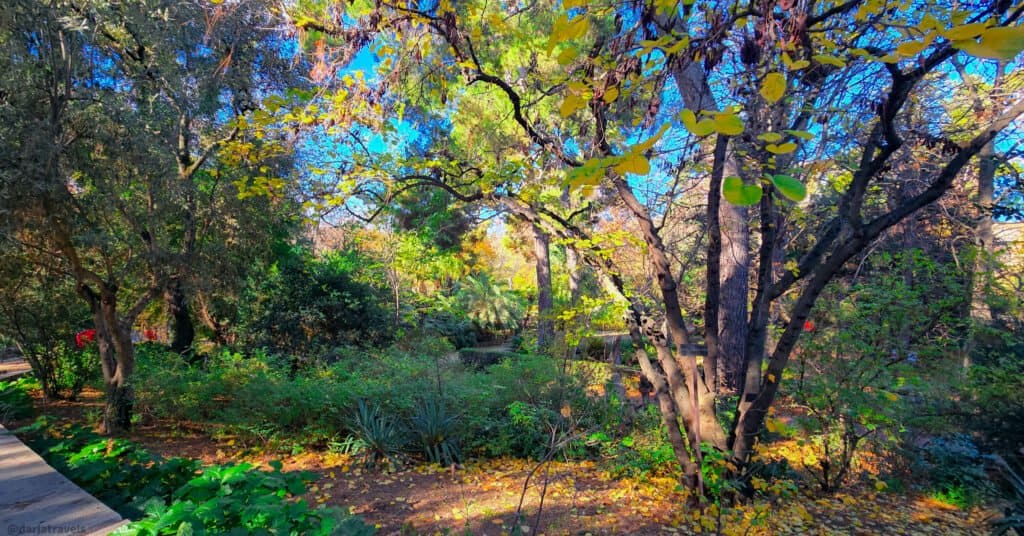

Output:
xmin=12 ymin=386 xmax=999 ymax=536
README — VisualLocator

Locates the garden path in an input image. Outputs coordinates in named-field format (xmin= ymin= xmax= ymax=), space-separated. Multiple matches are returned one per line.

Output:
xmin=0 ymin=424 xmax=127 ymax=536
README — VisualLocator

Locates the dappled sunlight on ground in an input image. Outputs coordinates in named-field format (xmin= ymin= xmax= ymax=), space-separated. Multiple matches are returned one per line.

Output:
xmin=15 ymin=387 xmax=997 ymax=535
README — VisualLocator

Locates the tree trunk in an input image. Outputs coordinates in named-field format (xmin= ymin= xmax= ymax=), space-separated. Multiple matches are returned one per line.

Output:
xmin=532 ymin=223 xmax=554 ymax=349
xmin=165 ymin=278 xmax=195 ymax=355
xmin=671 ymin=62 xmax=750 ymax=394
xmin=566 ymin=247 xmax=583 ymax=306
xmin=81 ymin=284 xmax=136 ymax=434
xmin=965 ymin=138 xmax=997 ymax=369
xmin=718 ymin=201 xmax=749 ymax=393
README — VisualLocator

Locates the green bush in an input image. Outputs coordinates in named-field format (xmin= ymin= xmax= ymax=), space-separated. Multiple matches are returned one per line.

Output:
xmin=235 ymin=246 xmax=393 ymax=355
xmin=422 ymin=311 xmax=477 ymax=349
xmin=20 ymin=419 xmax=202 ymax=517
xmin=916 ymin=434 xmax=993 ymax=507
xmin=133 ymin=340 xmax=624 ymax=466
xmin=793 ymin=251 xmax=967 ymax=492
xmin=122 ymin=461 xmax=374 ymax=536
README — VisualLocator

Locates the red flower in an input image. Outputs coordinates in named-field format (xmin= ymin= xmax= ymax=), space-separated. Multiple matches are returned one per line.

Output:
xmin=144 ymin=329 xmax=158 ymax=341
xmin=803 ymin=320 xmax=815 ymax=332
xmin=75 ymin=328 xmax=97 ymax=348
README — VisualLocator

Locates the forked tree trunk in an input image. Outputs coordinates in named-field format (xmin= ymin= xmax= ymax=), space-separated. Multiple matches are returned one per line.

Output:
xmin=81 ymin=284 xmax=137 ymax=433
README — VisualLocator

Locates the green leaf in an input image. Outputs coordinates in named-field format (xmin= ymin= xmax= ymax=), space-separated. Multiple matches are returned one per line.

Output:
xmin=679 ymin=109 xmax=714 ymax=136
xmin=722 ymin=176 xmax=762 ymax=206
xmin=771 ymin=174 xmax=807 ymax=202
xmin=759 ymin=72 xmax=786 ymax=103
xmin=566 ymin=157 xmax=609 ymax=188
xmin=812 ymin=54 xmax=846 ymax=67
xmin=557 ymin=46 xmax=579 ymax=65
xmin=784 ymin=129 xmax=815 ymax=141
xmin=954 ymin=26 xmax=1024 ymax=60
xmin=766 ymin=142 xmax=798 ymax=154
xmin=943 ymin=23 xmax=988 ymax=41
xmin=713 ymin=112 xmax=744 ymax=135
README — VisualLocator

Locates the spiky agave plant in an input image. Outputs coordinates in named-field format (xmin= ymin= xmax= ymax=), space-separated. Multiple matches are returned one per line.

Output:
xmin=350 ymin=400 xmax=406 ymax=469
xmin=409 ymin=398 xmax=461 ymax=466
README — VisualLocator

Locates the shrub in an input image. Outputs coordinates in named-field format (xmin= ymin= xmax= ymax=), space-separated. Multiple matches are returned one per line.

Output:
xmin=422 ymin=311 xmax=477 ymax=349
xmin=915 ymin=434 xmax=994 ymax=507
xmin=235 ymin=246 xmax=393 ymax=355
xmin=122 ymin=461 xmax=374 ymax=536
xmin=793 ymin=251 xmax=966 ymax=492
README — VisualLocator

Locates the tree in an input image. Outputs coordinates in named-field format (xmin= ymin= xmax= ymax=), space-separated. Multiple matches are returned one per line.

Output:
xmin=287 ymin=0 xmax=1024 ymax=492
xmin=0 ymin=0 xmax=296 ymax=431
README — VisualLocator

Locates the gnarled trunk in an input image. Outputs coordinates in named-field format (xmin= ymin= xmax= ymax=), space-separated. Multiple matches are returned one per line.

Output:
xmin=81 ymin=284 xmax=136 ymax=434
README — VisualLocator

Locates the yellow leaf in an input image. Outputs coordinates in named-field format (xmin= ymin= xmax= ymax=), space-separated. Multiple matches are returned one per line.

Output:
xmin=758 ymin=132 xmax=783 ymax=143
xmin=875 ymin=479 xmax=888 ymax=491
xmin=896 ymin=40 xmax=927 ymax=57
xmin=919 ymin=14 xmax=940 ymax=32
xmin=634 ymin=122 xmax=670 ymax=152
xmin=547 ymin=14 xmax=590 ymax=53
xmin=713 ymin=112 xmax=745 ymax=135
xmin=765 ymin=418 xmax=777 ymax=433
xmin=767 ymin=373 xmax=776 ymax=383
xmin=759 ymin=72 xmax=786 ymax=103
xmin=560 ymin=93 xmax=585 ymax=118
xmin=766 ymin=142 xmax=798 ymax=154
xmin=556 ymin=46 xmax=579 ymax=65
xmin=782 ymin=52 xmax=811 ymax=70
xmin=781 ymin=52 xmax=805 ymax=70
xmin=614 ymin=151 xmax=650 ymax=176
xmin=603 ymin=86 xmax=619 ymax=103
xmin=784 ymin=129 xmax=815 ymax=140
xmin=812 ymin=54 xmax=846 ymax=67
xmin=944 ymin=22 xmax=988 ymax=41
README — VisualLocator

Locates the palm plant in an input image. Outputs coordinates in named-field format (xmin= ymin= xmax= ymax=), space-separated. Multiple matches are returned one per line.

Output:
xmin=456 ymin=274 xmax=523 ymax=333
